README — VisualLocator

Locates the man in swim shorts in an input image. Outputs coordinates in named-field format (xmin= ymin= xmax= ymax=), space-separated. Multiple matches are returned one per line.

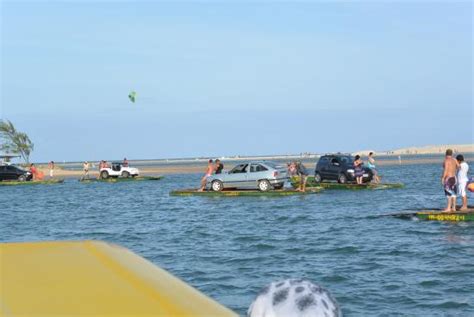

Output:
xmin=199 ymin=159 xmax=214 ymax=191
xmin=442 ymin=149 xmax=458 ymax=212
xmin=296 ymin=161 xmax=309 ymax=192
xmin=456 ymin=154 xmax=469 ymax=211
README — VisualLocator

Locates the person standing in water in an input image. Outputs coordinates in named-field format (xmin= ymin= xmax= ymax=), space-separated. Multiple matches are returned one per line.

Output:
xmin=367 ymin=152 xmax=380 ymax=183
xmin=456 ymin=154 xmax=469 ymax=211
xmin=442 ymin=149 xmax=459 ymax=212
xmin=199 ymin=159 xmax=214 ymax=191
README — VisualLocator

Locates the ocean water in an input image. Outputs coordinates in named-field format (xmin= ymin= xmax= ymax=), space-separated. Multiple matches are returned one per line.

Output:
xmin=1 ymin=162 xmax=473 ymax=316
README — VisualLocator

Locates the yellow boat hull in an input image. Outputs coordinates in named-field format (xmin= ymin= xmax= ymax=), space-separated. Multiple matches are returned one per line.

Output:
xmin=0 ymin=240 xmax=237 ymax=316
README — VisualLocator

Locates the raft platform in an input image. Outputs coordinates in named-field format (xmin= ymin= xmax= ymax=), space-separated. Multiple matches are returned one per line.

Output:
xmin=0 ymin=179 xmax=65 ymax=186
xmin=79 ymin=176 xmax=163 ymax=183
xmin=291 ymin=176 xmax=403 ymax=190
xmin=390 ymin=206 xmax=474 ymax=222
xmin=170 ymin=188 xmax=323 ymax=197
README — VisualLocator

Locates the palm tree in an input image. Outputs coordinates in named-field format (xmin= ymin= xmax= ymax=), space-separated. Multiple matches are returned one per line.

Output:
xmin=0 ymin=120 xmax=34 ymax=163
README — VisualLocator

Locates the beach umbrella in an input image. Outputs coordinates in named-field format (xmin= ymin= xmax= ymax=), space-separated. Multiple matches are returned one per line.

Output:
xmin=128 ymin=91 xmax=137 ymax=103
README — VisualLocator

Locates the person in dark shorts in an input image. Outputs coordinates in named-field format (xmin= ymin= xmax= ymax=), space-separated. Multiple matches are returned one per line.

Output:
xmin=215 ymin=159 xmax=224 ymax=174
xmin=442 ymin=149 xmax=459 ymax=212
xmin=296 ymin=161 xmax=309 ymax=192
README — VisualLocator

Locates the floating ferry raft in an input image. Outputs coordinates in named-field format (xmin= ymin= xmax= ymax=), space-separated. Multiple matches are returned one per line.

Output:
xmin=391 ymin=207 xmax=474 ymax=222
xmin=170 ymin=188 xmax=323 ymax=197
xmin=291 ymin=176 xmax=403 ymax=190
xmin=79 ymin=176 xmax=163 ymax=183
xmin=0 ymin=240 xmax=237 ymax=316
xmin=0 ymin=179 xmax=65 ymax=186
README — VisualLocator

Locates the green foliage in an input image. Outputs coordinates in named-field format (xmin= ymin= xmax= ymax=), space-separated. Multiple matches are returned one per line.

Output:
xmin=0 ymin=120 xmax=34 ymax=163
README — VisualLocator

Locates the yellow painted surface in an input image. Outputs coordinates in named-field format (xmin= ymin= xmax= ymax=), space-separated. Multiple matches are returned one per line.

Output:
xmin=0 ymin=240 xmax=237 ymax=317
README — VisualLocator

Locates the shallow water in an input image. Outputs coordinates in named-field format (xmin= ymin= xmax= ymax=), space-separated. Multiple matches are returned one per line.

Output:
xmin=1 ymin=163 xmax=473 ymax=316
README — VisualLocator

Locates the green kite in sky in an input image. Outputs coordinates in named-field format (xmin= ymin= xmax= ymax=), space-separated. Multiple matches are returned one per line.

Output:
xmin=128 ymin=91 xmax=136 ymax=103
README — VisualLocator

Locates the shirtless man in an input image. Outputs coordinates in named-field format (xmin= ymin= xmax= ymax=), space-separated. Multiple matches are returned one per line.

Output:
xmin=441 ymin=149 xmax=459 ymax=212
xmin=199 ymin=159 xmax=214 ymax=191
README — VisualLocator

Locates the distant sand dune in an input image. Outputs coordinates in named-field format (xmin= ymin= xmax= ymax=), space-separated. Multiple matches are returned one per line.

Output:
xmin=354 ymin=144 xmax=473 ymax=156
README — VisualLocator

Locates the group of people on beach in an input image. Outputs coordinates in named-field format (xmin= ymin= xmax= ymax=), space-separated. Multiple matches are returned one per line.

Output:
xmin=42 ymin=158 xmax=131 ymax=180
xmin=198 ymin=159 xmax=224 ymax=191
xmin=442 ymin=149 xmax=470 ymax=212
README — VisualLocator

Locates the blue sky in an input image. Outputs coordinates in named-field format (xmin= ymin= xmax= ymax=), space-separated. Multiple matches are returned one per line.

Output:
xmin=1 ymin=1 xmax=472 ymax=162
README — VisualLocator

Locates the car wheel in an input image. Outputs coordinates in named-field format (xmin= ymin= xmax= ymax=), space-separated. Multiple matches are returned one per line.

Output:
xmin=211 ymin=180 xmax=224 ymax=192
xmin=258 ymin=179 xmax=272 ymax=192
xmin=18 ymin=175 xmax=26 ymax=182
xmin=338 ymin=173 xmax=347 ymax=184
xmin=122 ymin=171 xmax=130 ymax=178
xmin=314 ymin=173 xmax=322 ymax=183
xmin=100 ymin=171 xmax=109 ymax=179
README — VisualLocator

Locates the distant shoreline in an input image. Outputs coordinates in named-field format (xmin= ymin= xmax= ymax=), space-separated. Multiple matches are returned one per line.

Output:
xmin=37 ymin=153 xmax=474 ymax=179
xmin=4 ymin=144 xmax=473 ymax=178
xmin=33 ymin=143 xmax=474 ymax=166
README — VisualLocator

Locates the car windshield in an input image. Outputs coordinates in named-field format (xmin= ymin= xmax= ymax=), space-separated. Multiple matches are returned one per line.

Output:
xmin=339 ymin=156 xmax=353 ymax=165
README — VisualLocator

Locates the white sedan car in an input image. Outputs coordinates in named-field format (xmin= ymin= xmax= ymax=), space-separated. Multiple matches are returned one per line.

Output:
xmin=100 ymin=162 xmax=139 ymax=179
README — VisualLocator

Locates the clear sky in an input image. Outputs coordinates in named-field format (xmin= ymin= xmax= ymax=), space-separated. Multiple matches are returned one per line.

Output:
xmin=1 ymin=1 xmax=472 ymax=162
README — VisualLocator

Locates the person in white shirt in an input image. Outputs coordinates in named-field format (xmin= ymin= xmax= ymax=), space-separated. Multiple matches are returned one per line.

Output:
xmin=456 ymin=154 xmax=469 ymax=211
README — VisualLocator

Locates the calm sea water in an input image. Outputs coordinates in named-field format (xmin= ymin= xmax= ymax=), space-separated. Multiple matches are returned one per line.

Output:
xmin=1 ymin=162 xmax=473 ymax=316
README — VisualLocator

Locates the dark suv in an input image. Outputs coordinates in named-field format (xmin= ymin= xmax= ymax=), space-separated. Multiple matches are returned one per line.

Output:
xmin=314 ymin=154 xmax=373 ymax=183
xmin=0 ymin=165 xmax=33 ymax=181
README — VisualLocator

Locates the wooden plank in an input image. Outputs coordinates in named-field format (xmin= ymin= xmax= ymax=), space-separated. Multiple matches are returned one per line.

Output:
xmin=415 ymin=212 xmax=474 ymax=222
xmin=79 ymin=176 xmax=163 ymax=183
xmin=390 ymin=206 xmax=474 ymax=222
xmin=291 ymin=176 xmax=404 ymax=190
xmin=0 ymin=179 xmax=65 ymax=186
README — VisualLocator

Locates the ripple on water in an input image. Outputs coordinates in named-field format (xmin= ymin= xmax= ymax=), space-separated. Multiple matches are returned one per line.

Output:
xmin=1 ymin=164 xmax=474 ymax=315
